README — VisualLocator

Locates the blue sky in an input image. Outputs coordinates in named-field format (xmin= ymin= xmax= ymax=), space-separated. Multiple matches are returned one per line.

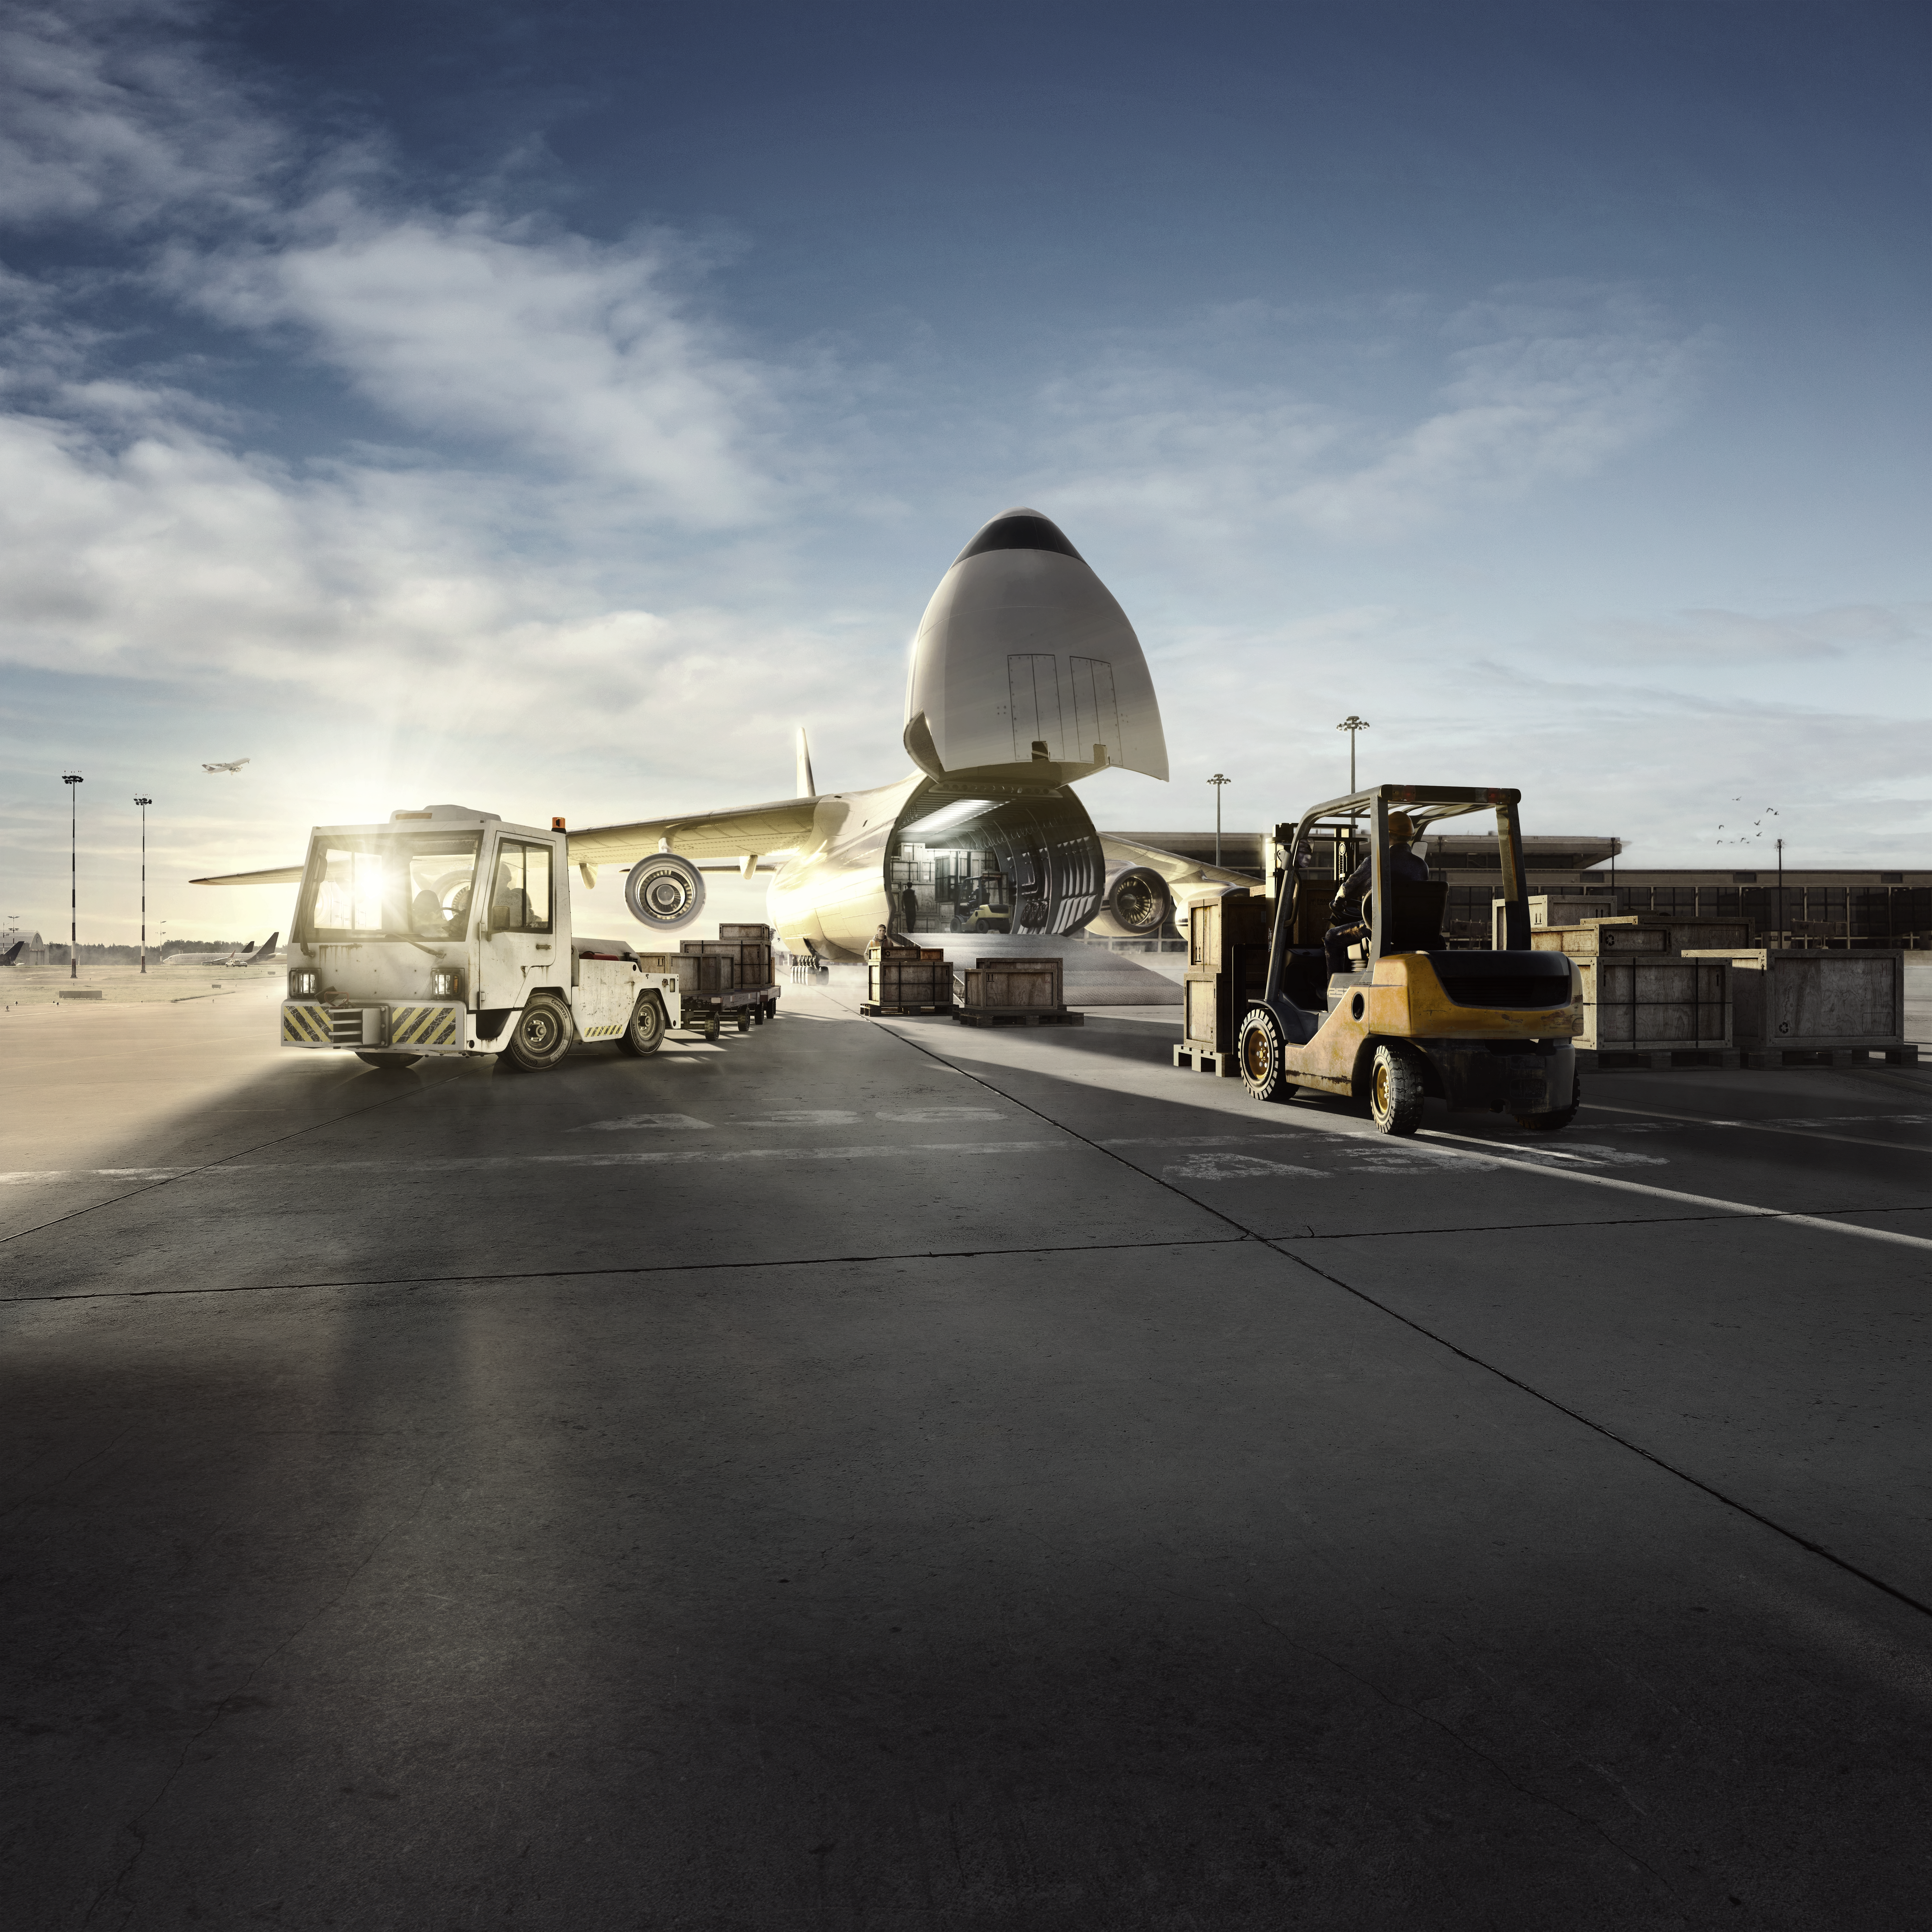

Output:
xmin=1 ymin=0 xmax=1926 ymax=940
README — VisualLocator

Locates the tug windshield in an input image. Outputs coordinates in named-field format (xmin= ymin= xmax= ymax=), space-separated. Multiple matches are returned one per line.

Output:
xmin=296 ymin=833 xmax=482 ymax=941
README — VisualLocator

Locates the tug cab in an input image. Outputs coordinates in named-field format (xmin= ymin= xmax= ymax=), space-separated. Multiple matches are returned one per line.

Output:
xmin=1237 ymin=785 xmax=1582 ymax=1135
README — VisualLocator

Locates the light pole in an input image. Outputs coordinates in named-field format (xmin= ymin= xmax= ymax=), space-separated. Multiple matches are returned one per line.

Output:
xmin=1207 ymin=773 xmax=1231 ymax=867
xmin=1335 ymin=715 xmax=1370 ymax=796
xmin=62 ymin=773 xmax=83 ymax=980
xmin=134 ymin=796 xmax=154 ymax=973
xmin=1776 ymin=836 xmax=1784 ymax=949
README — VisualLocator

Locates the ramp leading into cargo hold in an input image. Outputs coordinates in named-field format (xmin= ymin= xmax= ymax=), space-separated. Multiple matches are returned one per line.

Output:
xmin=903 ymin=932 xmax=1181 ymax=1007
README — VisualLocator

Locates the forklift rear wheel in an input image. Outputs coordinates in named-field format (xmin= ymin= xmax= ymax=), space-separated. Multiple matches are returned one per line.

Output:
xmin=355 ymin=1051 xmax=421 ymax=1070
xmin=617 ymin=993 xmax=666 ymax=1057
xmin=1367 ymin=1043 xmax=1424 ymax=1136
xmin=503 ymin=995 xmax=572 ymax=1072
xmin=1238 ymin=1008 xmax=1291 ymax=1104
xmin=1515 ymin=1072 xmax=1581 ymax=1133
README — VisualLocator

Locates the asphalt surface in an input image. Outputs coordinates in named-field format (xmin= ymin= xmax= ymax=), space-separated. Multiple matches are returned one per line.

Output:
xmin=4 ymin=981 xmax=1931 ymax=1930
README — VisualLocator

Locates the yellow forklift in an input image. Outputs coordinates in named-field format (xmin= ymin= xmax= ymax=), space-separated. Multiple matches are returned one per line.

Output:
xmin=1236 ymin=784 xmax=1582 ymax=1135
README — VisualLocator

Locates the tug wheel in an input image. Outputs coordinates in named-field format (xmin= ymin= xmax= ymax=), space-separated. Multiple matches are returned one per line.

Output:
xmin=503 ymin=995 xmax=572 ymax=1072
xmin=1367 ymin=1043 xmax=1424 ymax=1136
xmin=355 ymin=1051 xmax=421 ymax=1070
xmin=1238 ymin=1007 xmax=1291 ymax=1104
xmin=1515 ymin=1072 xmax=1582 ymax=1133
xmin=617 ymin=993 xmax=666 ymax=1058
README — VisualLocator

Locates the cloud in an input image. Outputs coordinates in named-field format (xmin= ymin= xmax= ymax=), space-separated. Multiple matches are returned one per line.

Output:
xmin=1036 ymin=285 xmax=1703 ymax=546
xmin=171 ymin=197 xmax=781 ymax=526
xmin=0 ymin=0 xmax=284 ymax=230
xmin=1587 ymin=602 xmax=1930 ymax=663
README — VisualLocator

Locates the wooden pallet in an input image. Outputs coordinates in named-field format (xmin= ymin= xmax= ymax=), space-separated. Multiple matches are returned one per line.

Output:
xmin=860 ymin=1001 xmax=954 ymax=1017
xmin=1172 ymin=1043 xmax=1237 ymax=1077
xmin=1578 ymin=1047 xmax=1740 ymax=1072
xmin=1740 ymin=1043 xmax=1919 ymax=1069
xmin=954 ymin=1007 xmax=1084 ymax=1028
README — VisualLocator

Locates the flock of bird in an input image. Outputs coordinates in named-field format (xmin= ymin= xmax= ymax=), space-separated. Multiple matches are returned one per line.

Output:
xmin=1714 ymin=799 xmax=1780 ymax=847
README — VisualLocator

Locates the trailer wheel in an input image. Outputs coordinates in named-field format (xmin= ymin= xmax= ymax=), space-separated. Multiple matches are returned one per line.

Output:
xmin=1367 ymin=1043 xmax=1424 ymax=1136
xmin=1238 ymin=1008 xmax=1291 ymax=1104
xmin=503 ymin=995 xmax=572 ymax=1072
xmin=355 ymin=1051 xmax=421 ymax=1070
xmin=1515 ymin=1072 xmax=1581 ymax=1133
xmin=736 ymin=1009 xmax=752 ymax=1033
xmin=617 ymin=993 xmax=666 ymax=1058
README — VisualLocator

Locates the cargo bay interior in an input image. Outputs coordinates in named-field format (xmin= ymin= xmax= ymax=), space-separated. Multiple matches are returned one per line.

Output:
xmin=888 ymin=786 xmax=1104 ymax=937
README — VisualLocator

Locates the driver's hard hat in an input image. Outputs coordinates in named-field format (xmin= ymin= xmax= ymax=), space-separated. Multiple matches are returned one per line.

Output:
xmin=1387 ymin=811 xmax=1416 ymax=842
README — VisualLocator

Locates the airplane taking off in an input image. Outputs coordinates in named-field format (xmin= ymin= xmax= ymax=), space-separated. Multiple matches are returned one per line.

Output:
xmin=194 ymin=511 xmax=1251 ymax=957
xmin=203 ymin=759 xmax=250 ymax=774
xmin=568 ymin=508 xmax=1250 ymax=959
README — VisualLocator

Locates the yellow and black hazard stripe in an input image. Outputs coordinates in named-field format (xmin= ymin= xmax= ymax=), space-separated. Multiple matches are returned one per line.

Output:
xmin=282 ymin=1002 xmax=331 ymax=1045
xmin=390 ymin=1003 xmax=462 ymax=1049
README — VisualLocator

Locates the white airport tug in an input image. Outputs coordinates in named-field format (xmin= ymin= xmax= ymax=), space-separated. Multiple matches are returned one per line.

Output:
xmin=280 ymin=805 xmax=680 ymax=1071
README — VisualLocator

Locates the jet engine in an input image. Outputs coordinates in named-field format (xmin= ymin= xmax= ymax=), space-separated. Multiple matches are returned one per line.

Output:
xmin=1086 ymin=864 xmax=1173 ymax=941
xmin=625 ymin=851 xmax=707 ymax=931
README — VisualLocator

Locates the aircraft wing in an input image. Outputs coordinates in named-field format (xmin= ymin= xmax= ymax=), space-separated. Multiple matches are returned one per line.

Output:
xmin=1099 ymin=833 xmax=1258 ymax=891
xmin=567 ymin=796 xmax=822 ymax=869
xmin=192 ymin=865 xmax=306 ymax=886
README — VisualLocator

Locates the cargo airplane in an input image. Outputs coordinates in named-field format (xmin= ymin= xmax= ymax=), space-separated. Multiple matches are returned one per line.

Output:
xmin=196 ymin=510 xmax=1252 ymax=959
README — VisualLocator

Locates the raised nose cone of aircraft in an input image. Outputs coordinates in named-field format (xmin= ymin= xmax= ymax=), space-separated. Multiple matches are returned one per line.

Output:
xmin=903 ymin=508 xmax=1169 ymax=785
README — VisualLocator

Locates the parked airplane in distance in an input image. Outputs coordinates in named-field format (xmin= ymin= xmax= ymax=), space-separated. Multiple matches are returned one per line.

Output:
xmin=203 ymin=758 xmax=250 ymax=774
xmin=165 ymin=931 xmax=279 ymax=967
xmin=194 ymin=509 xmax=1255 ymax=958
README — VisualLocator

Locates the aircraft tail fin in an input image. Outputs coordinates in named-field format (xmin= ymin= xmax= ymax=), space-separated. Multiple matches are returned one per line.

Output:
xmin=252 ymin=931 xmax=279 ymax=961
xmin=796 ymin=725 xmax=816 ymax=799
xmin=0 ymin=940 xmax=23 ymax=965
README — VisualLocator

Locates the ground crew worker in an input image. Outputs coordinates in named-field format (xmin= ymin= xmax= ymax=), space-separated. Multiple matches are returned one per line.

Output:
xmin=1324 ymin=812 xmax=1428 ymax=974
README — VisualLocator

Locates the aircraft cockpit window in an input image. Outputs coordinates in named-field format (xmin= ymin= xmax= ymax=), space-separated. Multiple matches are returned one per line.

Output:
xmin=953 ymin=513 xmax=1084 ymax=566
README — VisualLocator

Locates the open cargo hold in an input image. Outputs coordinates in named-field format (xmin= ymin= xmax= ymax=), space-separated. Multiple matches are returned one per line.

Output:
xmin=1682 ymin=947 xmax=1918 ymax=1067
xmin=957 ymin=955 xmax=1082 ymax=1027
xmin=1571 ymin=955 xmax=1735 ymax=1068
xmin=864 ymin=942 xmax=952 ymax=1015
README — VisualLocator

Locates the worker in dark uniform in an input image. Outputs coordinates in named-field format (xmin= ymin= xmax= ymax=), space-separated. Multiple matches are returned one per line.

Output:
xmin=1324 ymin=811 xmax=1428 ymax=974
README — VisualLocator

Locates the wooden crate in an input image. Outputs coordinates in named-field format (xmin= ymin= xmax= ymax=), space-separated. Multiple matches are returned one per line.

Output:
xmin=869 ymin=959 xmax=953 ymax=1009
xmin=1574 ymin=957 xmax=1732 ymax=1052
xmin=1186 ymin=890 xmax=1271 ymax=970
xmin=1683 ymin=948 xmax=1911 ymax=1063
xmin=633 ymin=951 xmax=699 ymax=994
xmin=964 ymin=965 xmax=1059 ymax=1011
xmin=1532 ymin=923 xmax=1669 ymax=957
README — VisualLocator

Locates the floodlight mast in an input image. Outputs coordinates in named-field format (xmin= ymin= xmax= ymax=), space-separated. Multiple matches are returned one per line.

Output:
xmin=62 ymin=773 xmax=83 ymax=980
xmin=1207 ymin=773 xmax=1231 ymax=867
xmin=134 ymin=797 xmax=154 ymax=973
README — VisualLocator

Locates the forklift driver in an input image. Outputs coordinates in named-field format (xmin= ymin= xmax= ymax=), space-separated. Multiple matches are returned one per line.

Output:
xmin=1323 ymin=811 xmax=1428 ymax=974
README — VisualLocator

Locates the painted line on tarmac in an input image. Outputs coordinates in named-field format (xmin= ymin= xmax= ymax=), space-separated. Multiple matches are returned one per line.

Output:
xmin=1409 ymin=1127 xmax=1932 ymax=1253
xmin=870 ymin=1014 xmax=1932 ymax=1625
xmin=1584 ymin=1100 xmax=1932 ymax=1155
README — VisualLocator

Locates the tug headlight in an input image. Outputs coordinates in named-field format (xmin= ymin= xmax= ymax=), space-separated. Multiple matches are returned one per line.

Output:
xmin=288 ymin=968 xmax=320 ymax=997
xmin=431 ymin=967 xmax=464 ymax=1000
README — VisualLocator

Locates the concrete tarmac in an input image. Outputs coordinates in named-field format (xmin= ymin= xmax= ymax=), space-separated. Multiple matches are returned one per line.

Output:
xmin=4 ymin=982 xmax=1932 ymax=1929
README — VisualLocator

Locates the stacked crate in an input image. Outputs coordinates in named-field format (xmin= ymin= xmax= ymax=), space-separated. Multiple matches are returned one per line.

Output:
xmin=1174 ymin=891 xmax=1273 ymax=1075
xmin=677 ymin=940 xmax=739 ymax=994
xmin=716 ymin=923 xmax=775 ymax=994
xmin=1529 ymin=921 xmax=1733 ymax=1067
xmin=956 ymin=955 xmax=1081 ymax=1027
xmin=864 ymin=941 xmax=952 ymax=1015
xmin=1681 ymin=947 xmax=1918 ymax=1067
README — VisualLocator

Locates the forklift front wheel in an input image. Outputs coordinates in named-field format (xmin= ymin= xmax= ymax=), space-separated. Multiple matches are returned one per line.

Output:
xmin=1367 ymin=1043 xmax=1424 ymax=1137
xmin=617 ymin=993 xmax=666 ymax=1058
xmin=502 ymin=995 xmax=572 ymax=1073
xmin=1238 ymin=1008 xmax=1292 ymax=1104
